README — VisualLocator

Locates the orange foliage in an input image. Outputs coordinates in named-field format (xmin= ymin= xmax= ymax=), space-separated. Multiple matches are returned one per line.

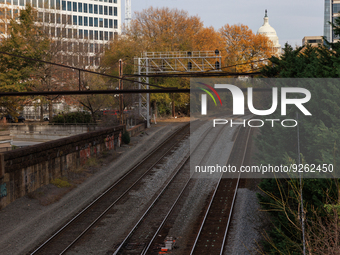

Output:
xmin=219 ymin=24 xmax=274 ymax=72
xmin=194 ymin=26 xmax=225 ymax=52
xmin=128 ymin=7 xmax=203 ymax=52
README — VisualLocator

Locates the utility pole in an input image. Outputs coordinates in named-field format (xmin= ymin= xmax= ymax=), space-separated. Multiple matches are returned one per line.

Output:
xmin=172 ymin=93 xmax=175 ymax=118
xmin=297 ymin=112 xmax=306 ymax=255
xmin=119 ymin=59 xmax=123 ymax=125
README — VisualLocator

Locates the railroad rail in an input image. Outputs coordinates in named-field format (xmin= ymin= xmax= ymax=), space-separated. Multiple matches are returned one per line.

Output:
xmin=29 ymin=123 xmax=191 ymax=255
xmin=111 ymin=121 xmax=230 ymax=255
xmin=189 ymin=125 xmax=252 ymax=255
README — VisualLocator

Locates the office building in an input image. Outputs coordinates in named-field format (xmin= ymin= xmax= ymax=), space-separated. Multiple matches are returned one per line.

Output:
xmin=0 ymin=0 xmax=121 ymax=66
xmin=324 ymin=0 xmax=340 ymax=43
xmin=302 ymin=36 xmax=323 ymax=46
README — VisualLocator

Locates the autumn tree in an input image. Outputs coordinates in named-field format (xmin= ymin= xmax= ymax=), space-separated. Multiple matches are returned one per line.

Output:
xmin=220 ymin=24 xmax=274 ymax=72
xmin=102 ymin=7 xmax=225 ymax=116
xmin=0 ymin=5 xmax=50 ymax=117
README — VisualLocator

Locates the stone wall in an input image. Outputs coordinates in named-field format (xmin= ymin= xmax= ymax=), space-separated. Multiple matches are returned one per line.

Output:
xmin=0 ymin=125 xmax=124 ymax=210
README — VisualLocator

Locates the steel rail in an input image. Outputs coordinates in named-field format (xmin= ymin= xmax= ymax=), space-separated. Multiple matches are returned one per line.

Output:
xmin=220 ymin=126 xmax=252 ymax=255
xmin=30 ymin=123 xmax=190 ymax=255
xmin=189 ymin=125 xmax=252 ymax=255
xmin=113 ymin=117 xmax=230 ymax=255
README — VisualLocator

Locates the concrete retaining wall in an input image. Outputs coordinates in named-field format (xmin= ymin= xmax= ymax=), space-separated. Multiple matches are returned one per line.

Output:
xmin=10 ymin=124 xmax=101 ymax=141
xmin=0 ymin=125 xmax=124 ymax=210
xmin=127 ymin=122 xmax=147 ymax=137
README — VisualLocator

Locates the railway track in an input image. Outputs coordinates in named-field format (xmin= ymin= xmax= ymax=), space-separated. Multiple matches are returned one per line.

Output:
xmin=189 ymin=125 xmax=252 ymax=255
xmin=111 ymin=122 xmax=230 ymax=255
xmin=29 ymin=123 xmax=191 ymax=255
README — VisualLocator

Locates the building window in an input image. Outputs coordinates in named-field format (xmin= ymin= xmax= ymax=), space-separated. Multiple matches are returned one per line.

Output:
xmin=51 ymin=27 xmax=55 ymax=37
xmin=62 ymin=14 xmax=66 ymax=24
xmin=90 ymin=43 xmax=93 ymax=53
xmin=38 ymin=12 xmax=43 ymax=22
xmin=13 ymin=0 xmax=17 ymax=4
xmin=89 ymin=17 xmax=93 ymax=26
xmin=104 ymin=18 xmax=108 ymax=28
xmin=333 ymin=4 xmax=340 ymax=14
xmin=67 ymin=1 xmax=71 ymax=11
xmin=104 ymin=31 xmax=108 ymax=40
xmin=104 ymin=6 xmax=108 ymax=15
xmin=94 ymin=30 xmax=98 ymax=40
xmin=99 ymin=18 xmax=103 ymax=27
xmin=89 ymin=4 xmax=93 ymax=13
xmin=109 ymin=32 xmax=113 ymax=40
xmin=50 ymin=0 xmax=54 ymax=8
xmin=94 ymin=4 xmax=98 ymax=14
xmin=57 ymin=13 xmax=61 ymax=23
xmin=94 ymin=17 xmax=98 ymax=27
xmin=84 ymin=16 xmax=88 ymax=26
xmin=62 ymin=0 xmax=66 ymax=10
xmin=73 ymin=29 xmax=77 ymax=38
xmin=38 ymin=0 xmax=43 ymax=8
xmin=67 ymin=15 xmax=72 ymax=24
xmin=95 ymin=43 xmax=98 ymax=53
xmin=73 ymin=2 xmax=77 ymax=11
xmin=109 ymin=0 xmax=112 ymax=2
xmin=68 ymin=28 xmax=72 ymax=38
xmin=114 ymin=7 xmax=117 ymax=16
xmin=89 ymin=30 xmax=93 ymax=39
xmin=57 ymin=27 xmax=61 ymax=36
xmin=73 ymin=15 xmax=77 ymax=25
xmin=79 ymin=29 xmax=83 ymax=39
xmin=84 ymin=29 xmax=88 ymax=39
xmin=84 ymin=3 xmax=87 ymax=13
xmin=45 ymin=13 xmax=49 ymax=22
xmin=78 ymin=16 xmax=82 ymax=25
xmin=32 ymin=0 xmax=37 ymax=7
xmin=109 ymin=19 xmax=113 ymax=28
xmin=20 ymin=0 xmax=25 ymax=6
xmin=114 ymin=19 xmax=117 ymax=29
xmin=99 ymin=5 xmax=103 ymax=14
xmin=78 ymin=2 xmax=82 ymax=12
xmin=56 ymin=0 xmax=60 ymax=9
xmin=109 ymin=6 xmax=112 ymax=15
xmin=51 ymin=13 xmax=55 ymax=22
xmin=99 ymin=31 xmax=103 ymax=40
xmin=114 ymin=0 xmax=117 ymax=3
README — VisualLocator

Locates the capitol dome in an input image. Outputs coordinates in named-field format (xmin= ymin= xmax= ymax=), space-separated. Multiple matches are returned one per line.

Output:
xmin=257 ymin=10 xmax=281 ymax=55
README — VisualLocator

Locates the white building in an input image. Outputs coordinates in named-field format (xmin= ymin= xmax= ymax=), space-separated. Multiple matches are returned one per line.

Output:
xmin=0 ymin=0 xmax=122 ymax=66
xmin=257 ymin=10 xmax=281 ymax=56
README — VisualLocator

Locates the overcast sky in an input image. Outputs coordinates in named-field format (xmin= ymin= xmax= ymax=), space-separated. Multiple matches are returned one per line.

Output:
xmin=122 ymin=0 xmax=324 ymax=47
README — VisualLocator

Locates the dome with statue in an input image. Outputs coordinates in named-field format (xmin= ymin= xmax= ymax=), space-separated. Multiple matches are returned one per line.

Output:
xmin=257 ymin=10 xmax=281 ymax=55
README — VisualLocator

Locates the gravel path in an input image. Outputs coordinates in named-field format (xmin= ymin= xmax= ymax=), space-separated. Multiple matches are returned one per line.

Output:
xmin=0 ymin=121 xmax=186 ymax=255
xmin=224 ymin=188 xmax=263 ymax=255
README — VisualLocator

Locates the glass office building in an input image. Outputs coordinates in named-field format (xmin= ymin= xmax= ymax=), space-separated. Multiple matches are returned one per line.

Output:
xmin=0 ymin=0 xmax=121 ymax=66
xmin=324 ymin=0 xmax=340 ymax=43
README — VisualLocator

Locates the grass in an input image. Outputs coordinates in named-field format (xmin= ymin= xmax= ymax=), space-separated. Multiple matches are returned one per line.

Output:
xmin=50 ymin=177 xmax=72 ymax=188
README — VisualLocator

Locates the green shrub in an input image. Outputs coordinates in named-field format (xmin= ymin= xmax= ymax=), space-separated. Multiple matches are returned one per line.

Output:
xmin=51 ymin=112 xmax=92 ymax=124
xmin=50 ymin=178 xmax=71 ymax=188
xmin=122 ymin=131 xmax=130 ymax=144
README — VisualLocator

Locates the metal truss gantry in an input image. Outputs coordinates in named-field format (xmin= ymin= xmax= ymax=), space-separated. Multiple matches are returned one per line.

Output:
xmin=135 ymin=51 xmax=222 ymax=127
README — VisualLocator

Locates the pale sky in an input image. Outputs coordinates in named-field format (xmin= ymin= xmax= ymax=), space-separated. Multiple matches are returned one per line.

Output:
xmin=122 ymin=0 xmax=324 ymax=47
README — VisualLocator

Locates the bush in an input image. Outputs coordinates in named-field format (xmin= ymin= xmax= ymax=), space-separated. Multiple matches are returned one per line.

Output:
xmin=122 ymin=130 xmax=130 ymax=144
xmin=51 ymin=112 xmax=92 ymax=123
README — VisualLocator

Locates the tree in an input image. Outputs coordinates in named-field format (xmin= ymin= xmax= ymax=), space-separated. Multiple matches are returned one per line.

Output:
xmin=102 ymin=7 xmax=225 ymax=116
xmin=220 ymin=24 xmax=274 ymax=72
xmin=256 ymin=40 xmax=340 ymax=254
xmin=0 ymin=5 xmax=50 ymax=117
